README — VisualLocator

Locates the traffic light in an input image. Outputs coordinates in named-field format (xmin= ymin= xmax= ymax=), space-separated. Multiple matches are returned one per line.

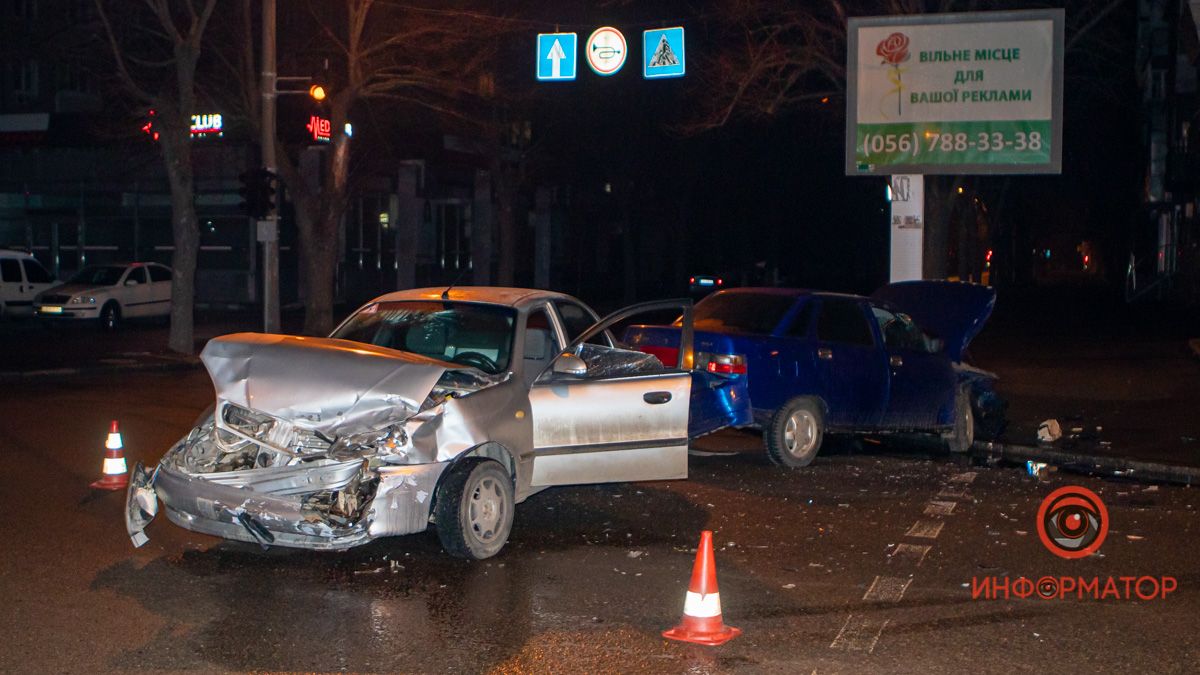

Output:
xmin=238 ymin=168 xmax=277 ymax=219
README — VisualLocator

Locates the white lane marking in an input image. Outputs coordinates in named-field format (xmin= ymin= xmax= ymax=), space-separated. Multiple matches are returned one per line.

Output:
xmin=949 ymin=471 xmax=978 ymax=484
xmin=937 ymin=486 xmax=970 ymax=500
xmin=890 ymin=543 xmax=931 ymax=566
xmin=862 ymin=575 xmax=912 ymax=602
xmin=905 ymin=519 xmax=945 ymax=539
xmin=924 ymin=500 xmax=957 ymax=517
xmin=830 ymin=614 xmax=889 ymax=653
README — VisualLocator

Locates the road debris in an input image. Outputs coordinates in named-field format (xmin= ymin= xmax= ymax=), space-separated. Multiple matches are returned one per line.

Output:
xmin=1037 ymin=419 xmax=1063 ymax=442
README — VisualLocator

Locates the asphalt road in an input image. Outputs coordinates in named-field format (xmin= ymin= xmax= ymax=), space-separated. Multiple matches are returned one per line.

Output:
xmin=1 ymin=371 xmax=1195 ymax=673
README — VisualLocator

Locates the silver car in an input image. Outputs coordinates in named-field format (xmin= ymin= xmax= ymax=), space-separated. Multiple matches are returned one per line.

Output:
xmin=126 ymin=287 xmax=694 ymax=559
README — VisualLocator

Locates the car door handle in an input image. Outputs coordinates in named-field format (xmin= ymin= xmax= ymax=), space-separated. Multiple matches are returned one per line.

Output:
xmin=817 ymin=348 xmax=833 ymax=361
xmin=643 ymin=391 xmax=672 ymax=404
xmin=890 ymin=355 xmax=904 ymax=367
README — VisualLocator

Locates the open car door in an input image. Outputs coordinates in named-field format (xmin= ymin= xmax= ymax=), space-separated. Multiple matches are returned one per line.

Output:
xmin=529 ymin=299 xmax=694 ymax=487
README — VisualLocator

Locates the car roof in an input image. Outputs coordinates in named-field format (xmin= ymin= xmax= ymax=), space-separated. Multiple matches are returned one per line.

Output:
xmin=370 ymin=286 xmax=579 ymax=309
xmin=706 ymin=287 xmax=868 ymax=301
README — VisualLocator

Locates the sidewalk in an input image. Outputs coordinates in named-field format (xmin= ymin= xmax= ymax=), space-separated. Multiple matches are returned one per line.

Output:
xmin=0 ymin=308 xmax=301 ymax=382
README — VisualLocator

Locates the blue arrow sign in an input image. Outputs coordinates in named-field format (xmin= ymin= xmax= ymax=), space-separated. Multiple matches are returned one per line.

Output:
xmin=643 ymin=27 xmax=685 ymax=79
xmin=537 ymin=32 xmax=577 ymax=81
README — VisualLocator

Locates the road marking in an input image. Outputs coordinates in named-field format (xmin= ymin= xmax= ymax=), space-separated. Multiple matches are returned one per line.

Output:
xmin=937 ymin=486 xmax=970 ymax=500
xmin=829 ymin=614 xmax=889 ymax=653
xmin=889 ymin=543 xmax=931 ymax=566
xmin=862 ymin=575 xmax=912 ymax=602
xmin=905 ymin=520 xmax=945 ymax=539
xmin=949 ymin=471 xmax=978 ymax=484
xmin=924 ymin=500 xmax=957 ymax=517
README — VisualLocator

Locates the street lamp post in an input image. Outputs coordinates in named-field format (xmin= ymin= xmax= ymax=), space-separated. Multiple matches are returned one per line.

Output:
xmin=259 ymin=0 xmax=280 ymax=333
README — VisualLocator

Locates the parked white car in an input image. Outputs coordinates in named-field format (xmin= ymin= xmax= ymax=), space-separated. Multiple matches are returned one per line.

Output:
xmin=34 ymin=262 xmax=172 ymax=330
xmin=0 ymin=248 xmax=57 ymax=319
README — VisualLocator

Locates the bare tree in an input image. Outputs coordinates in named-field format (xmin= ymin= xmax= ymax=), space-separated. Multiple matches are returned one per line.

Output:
xmin=95 ymin=0 xmax=218 ymax=354
xmin=262 ymin=0 xmax=503 ymax=335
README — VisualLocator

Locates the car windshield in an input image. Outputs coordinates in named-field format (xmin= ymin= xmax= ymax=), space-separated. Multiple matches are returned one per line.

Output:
xmin=330 ymin=301 xmax=516 ymax=374
xmin=688 ymin=292 xmax=798 ymax=335
xmin=68 ymin=265 xmax=126 ymax=286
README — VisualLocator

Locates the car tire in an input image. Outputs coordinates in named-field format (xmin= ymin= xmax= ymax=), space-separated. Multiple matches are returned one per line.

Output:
xmin=765 ymin=397 xmax=824 ymax=468
xmin=99 ymin=302 xmax=121 ymax=332
xmin=434 ymin=458 xmax=514 ymax=560
xmin=944 ymin=386 xmax=975 ymax=453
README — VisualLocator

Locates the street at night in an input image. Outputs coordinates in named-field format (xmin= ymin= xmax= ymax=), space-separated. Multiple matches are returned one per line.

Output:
xmin=3 ymin=1 xmax=1200 ymax=673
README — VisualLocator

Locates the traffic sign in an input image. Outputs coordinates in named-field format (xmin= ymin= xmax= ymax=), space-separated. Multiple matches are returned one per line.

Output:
xmin=643 ymin=27 xmax=685 ymax=79
xmin=537 ymin=32 xmax=577 ymax=81
xmin=586 ymin=26 xmax=627 ymax=76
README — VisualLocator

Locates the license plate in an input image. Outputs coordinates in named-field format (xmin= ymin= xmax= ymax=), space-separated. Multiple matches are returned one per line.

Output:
xmin=39 ymin=306 xmax=63 ymax=314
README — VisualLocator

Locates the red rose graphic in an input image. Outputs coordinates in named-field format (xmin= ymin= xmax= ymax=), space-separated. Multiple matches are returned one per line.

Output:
xmin=876 ymin=32 xmax=910 ymax=65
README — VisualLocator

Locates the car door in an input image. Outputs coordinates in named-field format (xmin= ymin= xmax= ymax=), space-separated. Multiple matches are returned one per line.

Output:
xmin=146 ymin=264 xmax=172 ymax=316
xmin=811 ymin=297 xmax=889 ymax=429
xmin=21 ymin=258 xmax=56 ymax=303
xmin=121 ymin=266 xmax=151 ymax=317
xmin=872 ymin=304 xmax=956 ymax=430
xmin=1 ymin=258 xmax=29 ymax=315
xmin=528 ymin=299 xmax=694 ymax=487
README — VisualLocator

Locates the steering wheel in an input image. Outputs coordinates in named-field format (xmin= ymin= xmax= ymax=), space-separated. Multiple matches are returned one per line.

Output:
xmin=452 ymin=351 xmax=498 ymax=372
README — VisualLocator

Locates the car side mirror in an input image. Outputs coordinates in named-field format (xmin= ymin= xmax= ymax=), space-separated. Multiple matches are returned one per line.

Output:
xmin=552 ymin=353 xmax=587 ymax=377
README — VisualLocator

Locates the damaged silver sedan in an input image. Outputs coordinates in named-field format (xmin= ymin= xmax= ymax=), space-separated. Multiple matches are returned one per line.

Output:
xmin=127 ymin=288 xmax=694 ymax=559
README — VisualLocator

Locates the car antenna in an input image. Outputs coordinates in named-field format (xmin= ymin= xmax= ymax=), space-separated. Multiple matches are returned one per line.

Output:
xmin=441 ymin=266 xmax=470 ymax=300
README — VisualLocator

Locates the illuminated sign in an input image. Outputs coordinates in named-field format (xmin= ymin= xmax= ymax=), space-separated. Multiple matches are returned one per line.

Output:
xmin=305 ymin=116 xmax=353 ymax=142
xmin=190 ymin=113 xmax=223 ymax=137
xmin=306 ymin=115 xmax=332 ymax=142
xmin=141 ymin=110 xmax=222 ymax=140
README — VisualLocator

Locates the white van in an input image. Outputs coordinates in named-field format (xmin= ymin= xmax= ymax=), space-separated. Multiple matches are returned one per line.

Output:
xmin=0 ymin=249 xmax=57 ymax=318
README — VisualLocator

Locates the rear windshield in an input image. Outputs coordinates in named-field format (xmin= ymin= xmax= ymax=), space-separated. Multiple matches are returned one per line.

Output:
xmin=331 ymin=301 xmax=516 ymax=374
xmin=690 ymin=292 xmax=797 ymax=335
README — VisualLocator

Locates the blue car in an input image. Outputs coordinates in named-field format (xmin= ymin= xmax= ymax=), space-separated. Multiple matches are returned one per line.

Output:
xmin=622 ymin=281 xmax=1004 ymax=467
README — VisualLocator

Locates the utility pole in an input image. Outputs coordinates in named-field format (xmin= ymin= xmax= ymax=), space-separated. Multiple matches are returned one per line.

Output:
xmin=259 ymin=0 xmax=280 ymax=333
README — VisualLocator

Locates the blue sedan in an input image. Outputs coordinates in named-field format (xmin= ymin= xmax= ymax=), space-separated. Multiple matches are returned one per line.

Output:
xmin=623 ymin=281 xmax=1004 ymax=467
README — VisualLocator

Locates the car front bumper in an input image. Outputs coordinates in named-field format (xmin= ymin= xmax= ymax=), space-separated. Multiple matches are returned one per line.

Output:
xmin=35 ymin=304 xmax=99 ymax=318
xmin=126 ymin=458 xmax=448 ymax=551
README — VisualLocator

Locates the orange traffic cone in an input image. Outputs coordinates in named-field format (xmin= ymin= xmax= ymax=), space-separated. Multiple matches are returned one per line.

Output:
xmin=90 ymin=420 xmax=128 ymax=490
xmin=663 ymin=530 xmax=741 ymax=645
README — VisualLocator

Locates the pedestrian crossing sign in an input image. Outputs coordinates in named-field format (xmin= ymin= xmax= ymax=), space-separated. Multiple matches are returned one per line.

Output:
xmin=643 ymin=27 xmax=685 ymax=79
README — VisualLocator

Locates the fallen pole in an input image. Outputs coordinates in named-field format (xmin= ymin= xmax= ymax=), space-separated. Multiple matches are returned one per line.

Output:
xmin=974 ymin=441 xmax=1200 ymax=486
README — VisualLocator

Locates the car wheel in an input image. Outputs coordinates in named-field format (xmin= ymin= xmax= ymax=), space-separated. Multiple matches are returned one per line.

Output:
xmin=434 ymin=459 xmax=514 ymax=560
xmin=99 ymin=302 xmax=121 ymax=332
xmin=765 ymin=397 xmax=824 ymax=468
xmin=945 ymin=386 xmax=975 ymax=453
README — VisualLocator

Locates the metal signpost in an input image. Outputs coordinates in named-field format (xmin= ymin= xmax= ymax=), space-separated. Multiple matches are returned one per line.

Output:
xmin=846 ymin=9 xmax=1064 ymax=281
xmin=537 ymin=32 xmax=578 ymax=81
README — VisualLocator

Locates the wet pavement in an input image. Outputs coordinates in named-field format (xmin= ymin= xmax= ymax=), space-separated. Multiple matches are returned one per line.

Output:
xmin=2 ymin=371 xmax=1196 ymax=673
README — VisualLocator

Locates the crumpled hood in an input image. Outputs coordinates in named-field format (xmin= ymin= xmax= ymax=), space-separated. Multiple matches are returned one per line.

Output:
xmin=871 ymin=281 xmax=995 ymax=362
xmin=200 ymin=333 xmax=449 ymax=435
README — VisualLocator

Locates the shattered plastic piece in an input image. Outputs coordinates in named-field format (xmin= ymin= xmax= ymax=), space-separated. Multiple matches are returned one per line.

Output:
xmin=1126 ymin=535 xmax=1144 ymax=541
xmin=1037 ymin=419 xmax=1062 ymax=443
xmin=1026 ymin=461 xmax=1049 ymax=479
xmin=627 ymin=550 xmax=645 ymax=559
xmin=782 ymin=583 xmax=796 ymax=589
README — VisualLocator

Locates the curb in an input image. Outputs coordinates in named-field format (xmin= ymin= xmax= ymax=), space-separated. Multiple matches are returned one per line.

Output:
xmin=974 ymin=441 xmax=1200 ymax=486
xmin=0 ymin=357 xmax=202 ymax=383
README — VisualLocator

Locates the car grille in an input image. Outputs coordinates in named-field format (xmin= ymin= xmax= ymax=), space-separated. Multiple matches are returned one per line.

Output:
xmin=221 ymin=402 xmax=331 ymax=455
xmin=41 ymin=295 xmax=71 ymax=304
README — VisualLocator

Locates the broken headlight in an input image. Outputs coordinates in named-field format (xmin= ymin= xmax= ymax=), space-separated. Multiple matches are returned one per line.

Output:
xmin=330 ymin=425 xmax=410 ymax=463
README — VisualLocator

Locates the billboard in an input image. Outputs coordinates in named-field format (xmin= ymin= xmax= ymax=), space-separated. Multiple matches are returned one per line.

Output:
xmin=846 ymin=9 xmax=1063 ymax=175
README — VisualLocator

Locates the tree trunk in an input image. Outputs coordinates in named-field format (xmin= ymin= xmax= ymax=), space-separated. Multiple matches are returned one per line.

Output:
xmin=494 ymin=163 xmax=516 ymax=286
xmin=160 ymin=129 xmax=199 ymax=354
xmin=300 ymin=216 xmax=338 ymax=335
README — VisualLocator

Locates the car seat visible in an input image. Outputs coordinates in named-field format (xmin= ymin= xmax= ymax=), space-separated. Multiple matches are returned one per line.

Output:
xmin=523 ymin=328 xmax=556 ymax=387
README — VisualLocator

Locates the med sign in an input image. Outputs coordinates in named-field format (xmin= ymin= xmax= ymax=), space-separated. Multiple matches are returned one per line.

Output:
xmin=846 ymin=9 xmax=1063 ymax=175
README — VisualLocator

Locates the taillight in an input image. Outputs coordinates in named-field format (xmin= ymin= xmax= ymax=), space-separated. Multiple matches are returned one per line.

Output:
xmin=698 ymin=351 xmax=746 ymax=374
xmin=716 ymin=278 xmax=723 ymax=286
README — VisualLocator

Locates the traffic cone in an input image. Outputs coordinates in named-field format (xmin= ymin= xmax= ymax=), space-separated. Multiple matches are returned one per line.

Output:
xmin=90 ymin=420 xmax=128 ymax=490
xmin=663 ymin=530 xmax=741 ymax=646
